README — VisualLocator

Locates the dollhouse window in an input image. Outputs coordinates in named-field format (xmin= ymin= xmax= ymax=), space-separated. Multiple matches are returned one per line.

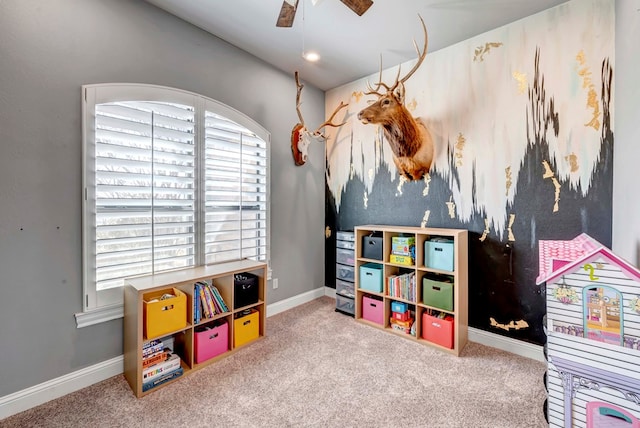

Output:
xmin=583 ymin=285 xmax=624 ymax=346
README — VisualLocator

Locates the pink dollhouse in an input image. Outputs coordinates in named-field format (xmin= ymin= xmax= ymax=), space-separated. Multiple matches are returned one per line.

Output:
xmin=538 ymin=234 xmax=640 ymax=427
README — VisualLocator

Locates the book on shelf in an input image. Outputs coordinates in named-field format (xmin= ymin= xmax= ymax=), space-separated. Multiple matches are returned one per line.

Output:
xmin=142 ymin=366 xmax=183 ymax=392
xmin=202 ymin=282 xmax=217 ymax=317
xmin=194 ymin=283 xmax=201 ymax=324
xmin=142 ymin=350 xmax=181 ymax=384
xmin=142 ymin=339 xmax=163 ymax=359
xmin=197 ymin=282 xmax=213 ymax=318
xmin=210 ymin=284 xmax=229 ymax=312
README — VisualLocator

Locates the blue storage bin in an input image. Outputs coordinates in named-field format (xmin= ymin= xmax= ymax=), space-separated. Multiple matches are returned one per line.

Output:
xmin=359 ymin=263 xmax=383 ymax=293
xmin=424 ymin=238 xmax=455 ymax=272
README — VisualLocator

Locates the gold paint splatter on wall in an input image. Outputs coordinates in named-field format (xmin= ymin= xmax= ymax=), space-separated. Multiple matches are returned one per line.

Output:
xmin=406 ymin=98 xmax=417 ymax=112
xmin=479 ymin=218 xmax=490 ymax=242
xmin=505 ymin=166 xmax=512 ymax=196
xmin=325 ymin=227 xmax=332 ymax=239
xmin=512 ymin=71 xmax=527 ymax=94
xmin=422 ymin=173 xmax=431 ymax=196
xmin=473 ymin=42 xmax=503 ymax=62
xmin=565 ymin=153 xmax=579 ymax=173
xmin=507 ymin=214 xmax=516 ymax=242
xmin=420 ymin=210 xmax=431 ymax=228
xmin=446 ymin=196 xmax=456 ymax=218
xmin=455 ymin=133 xmax=465 ymax=167
xmin=351 ymin=91 xmax=363 ymax=103
xmin=542 ymin=160 xmax=562 ymax=212
xmin=363 ymin=191 xmax=368 ymax=209
xmin=490 ymin=318 xmax=529 ymax=331
xmin=396 ymin=175 xmax=408 ymax=196
xmin=576 ymin=50 xmax=601 ymax=131
xmin=551 ymin=178 xmax=561 ymax=212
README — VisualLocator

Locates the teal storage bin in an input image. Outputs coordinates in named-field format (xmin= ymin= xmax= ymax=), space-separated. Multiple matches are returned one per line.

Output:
xmin=423 ymin=277 xmax=454 ymax=311
xmin=424 ymin=238 xmax=455 ymax=271
xmin=360 ymin=263 xmax=383 ymax=293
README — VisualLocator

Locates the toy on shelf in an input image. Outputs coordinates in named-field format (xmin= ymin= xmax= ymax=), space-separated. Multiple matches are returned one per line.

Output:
xmin=538 ymin=233 xmax=640 ymax=427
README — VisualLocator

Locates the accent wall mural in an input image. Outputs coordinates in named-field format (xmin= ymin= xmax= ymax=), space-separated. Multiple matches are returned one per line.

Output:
xmin=324 ymin=0 xmax=614 ymax=345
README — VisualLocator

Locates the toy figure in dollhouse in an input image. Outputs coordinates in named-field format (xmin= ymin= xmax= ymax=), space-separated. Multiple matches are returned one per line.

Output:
xmin=583 ymin=285 xmax=623 ymax=346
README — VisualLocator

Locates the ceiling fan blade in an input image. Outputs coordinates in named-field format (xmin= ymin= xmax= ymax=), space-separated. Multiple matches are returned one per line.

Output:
xmin=340 ymin=0 xmax=373 ymax=16
xmin=276 ymin=0 xmax=299 ymax=27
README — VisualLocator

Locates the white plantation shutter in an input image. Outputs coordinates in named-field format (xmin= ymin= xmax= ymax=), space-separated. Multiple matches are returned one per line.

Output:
xmin=83 ymin=85 xmax=269 ymax=311
xmin=204 ymin=111 xmax=268 ymax=264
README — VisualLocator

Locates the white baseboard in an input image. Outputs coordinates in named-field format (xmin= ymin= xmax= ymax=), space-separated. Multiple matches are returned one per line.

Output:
xmin=468 ymin=327 xmax=544 ymax=362
xmin=0 ymin=288 xmax=543 ymax=420
xmin=0 ymin=355 xmax=123 ymax=421
xmin=265 ymin=286 xmax=326 ymax=317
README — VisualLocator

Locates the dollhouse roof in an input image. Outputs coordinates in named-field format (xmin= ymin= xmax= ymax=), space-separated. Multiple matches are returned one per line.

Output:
xmin=536 ymin=233 xmax=640 ymax=285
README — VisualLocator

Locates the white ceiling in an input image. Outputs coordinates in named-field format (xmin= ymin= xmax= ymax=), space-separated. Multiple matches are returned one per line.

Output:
xmin=144 ymin=0 xmax=569 ymax=91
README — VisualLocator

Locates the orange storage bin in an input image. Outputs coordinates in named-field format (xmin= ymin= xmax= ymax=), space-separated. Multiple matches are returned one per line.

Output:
xmin=143 ymin=288 xmax=188 ymax=339
xmin=234 ymin=309 xmax=260 ymax=347
xmin=421 ymin=312 xmax=454 ymax=349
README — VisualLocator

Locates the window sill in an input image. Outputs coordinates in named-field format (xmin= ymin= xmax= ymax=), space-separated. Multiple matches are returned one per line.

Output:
xmin=75 ymin=304 xmax=123 ymax=328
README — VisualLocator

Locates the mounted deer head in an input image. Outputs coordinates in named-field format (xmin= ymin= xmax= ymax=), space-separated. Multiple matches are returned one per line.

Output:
xmin=357 ymin=15 xmax=434 ymax=181
xmin=291 ymin=71 xmax=348 ymax=166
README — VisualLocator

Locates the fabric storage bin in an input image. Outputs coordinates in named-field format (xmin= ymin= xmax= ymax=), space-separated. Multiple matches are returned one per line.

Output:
xmin=421 ymin=313 xmax=454 ymax=349
xmin=359 ymin=263 xmax=383 ymax=293
xmin=423 ymin=276 xmax=454 ymax=311
xmin=143 ymin=288 xmax=188 ymax=339
xmin=337 ymin=264 xmax=355 ymax=282
xmin=362 ymin=295 xmax=384 ymax=325
xmin=336 ymin=294 xmax=355 ymax=316
xmin=234 ymin=309 xmax=259 ymax=347
xmin=424 ymin=238 xmax=455 ymax=271
xmin=194 ymin=321 xmax=229 ymax=363
xmin=336 ymin=248 xmax=355 ymax=266
xmin=234 ymin=272 xmax=259 ymax=309
xmin=362 ymin=234 xmax=383 ymax=260
xmin=336 ymin=278 xmax=355 ymax=297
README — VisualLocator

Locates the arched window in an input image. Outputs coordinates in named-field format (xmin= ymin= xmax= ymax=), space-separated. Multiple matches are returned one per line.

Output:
xmin=81 ymin=84 xmax=269 ymax=321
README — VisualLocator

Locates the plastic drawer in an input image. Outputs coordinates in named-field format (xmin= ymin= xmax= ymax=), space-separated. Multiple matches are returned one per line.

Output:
xmin=336 ymin=248 xmax=355 ymax=266
xmin=336 ymin=231 xmax=355 ymax=242
xmin=336 ymin=279 xmax=355 ymax=297
xmin=336 ymin=239 xmax=355 ymax=250
xmin=336 ymin=294 xmax=355 ymax=315
xmin=336 ymin=263 xmax=355 ymax=282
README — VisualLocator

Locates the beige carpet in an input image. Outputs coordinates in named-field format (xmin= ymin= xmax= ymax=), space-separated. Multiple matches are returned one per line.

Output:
xmin=1 ymin=296 xmax=547 ymax=428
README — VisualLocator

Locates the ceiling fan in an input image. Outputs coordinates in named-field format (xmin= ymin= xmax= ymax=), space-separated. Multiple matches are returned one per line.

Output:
xmin=276 ymin=0 xmax=374 ymax=27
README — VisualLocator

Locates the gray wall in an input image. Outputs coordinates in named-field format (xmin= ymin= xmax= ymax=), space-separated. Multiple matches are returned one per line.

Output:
xmin=0 ymin=0 xmax=326 ymax=397
xmin=613 ymin=0 xmax=640 ymax=267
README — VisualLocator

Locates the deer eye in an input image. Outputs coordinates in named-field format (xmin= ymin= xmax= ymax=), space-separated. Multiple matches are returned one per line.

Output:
xmin=382 ymin=99 xmax=391 ymax=106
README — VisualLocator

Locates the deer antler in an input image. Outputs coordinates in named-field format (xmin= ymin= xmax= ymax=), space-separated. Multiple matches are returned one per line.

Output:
xmin=295 ymin=71 xmax=306 ymax=127
xmin=365 ymin=15 xmax=428 ymax=98
xmin=389 ymin=14 xmax=428 ymax=93
xmin=312 ymin=101 xmax=349 ymax=138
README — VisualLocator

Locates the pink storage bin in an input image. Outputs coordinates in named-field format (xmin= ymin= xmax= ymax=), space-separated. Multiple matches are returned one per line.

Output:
xmin=194 ymin=322 xmax=229 ymax=363
xmin=362 ymin=295 xmax=384 ymax=325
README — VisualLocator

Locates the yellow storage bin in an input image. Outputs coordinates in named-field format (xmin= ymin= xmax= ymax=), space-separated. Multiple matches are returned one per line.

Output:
xmin=143 ymin=288 xmax=187 ymax=339
xmin=234 ymin=309 xmax=260 ymax=348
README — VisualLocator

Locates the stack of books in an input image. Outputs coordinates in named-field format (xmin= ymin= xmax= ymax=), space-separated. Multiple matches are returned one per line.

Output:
xmin=194 ymin=281 xmax=229 ymax=324
xmin=141 ymin=339 xmax=183 ymax=392
xmin=387 ymin=271 xmax=416 ymax=301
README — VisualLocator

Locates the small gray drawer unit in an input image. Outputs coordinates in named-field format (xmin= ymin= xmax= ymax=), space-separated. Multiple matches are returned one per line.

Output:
xmin=335 ymin=231 xmax=355 ymax=316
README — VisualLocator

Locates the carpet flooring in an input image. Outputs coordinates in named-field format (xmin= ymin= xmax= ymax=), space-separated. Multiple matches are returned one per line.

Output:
xmin=1 ymin=296 xmax=548 ymax=427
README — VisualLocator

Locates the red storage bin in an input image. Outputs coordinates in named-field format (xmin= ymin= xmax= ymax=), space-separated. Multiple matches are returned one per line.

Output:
xmin=362 ymin=295 xmax=384 ymax=325
xmin=421 ymin=313 xmax=454 ymax=349
xmin=194 ymin=322 xmax=229 ymax=363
